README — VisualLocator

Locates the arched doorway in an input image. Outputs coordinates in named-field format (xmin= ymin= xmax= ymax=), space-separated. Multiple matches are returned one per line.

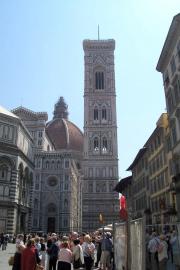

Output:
xmin=47 ymin=217 xmax=55 ymax=233
xmin=47 ymin=203 xmax=56 ymax=233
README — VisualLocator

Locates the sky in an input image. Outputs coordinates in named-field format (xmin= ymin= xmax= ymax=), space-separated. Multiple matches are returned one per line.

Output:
xmin=0 ymin=0 xmax=179 ymax=178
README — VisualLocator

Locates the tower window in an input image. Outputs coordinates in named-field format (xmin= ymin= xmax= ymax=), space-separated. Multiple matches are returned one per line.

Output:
xmin=102 ymin=108 xmax=107 ymax=120
xmin=102 ymin=137 xmax=108 ymax=153
xmin=94 ymin=108 xmax=98 ymax=120
xmin=94 ymin=137 xmax=99 ymax=151
xmin=95 ymin=72 xmax=104 ymax=89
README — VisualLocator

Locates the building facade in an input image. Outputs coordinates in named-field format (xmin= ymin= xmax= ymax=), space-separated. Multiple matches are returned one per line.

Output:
xmin=145 ymin=114 xmax=175 ymax=225
xmin=14 ymin=98 xmax=83 ymax=234
xmin=127 ymin=147 xmax=150 ymax=222
xmin=83 ymin=39 xmax=119 ymax=231
xmin=156 ymin=13 xmax=180 ymax=220
xmin=0 ymin=97 xmax=83 ymax=234
xmin=117 ymin=113 xmax=176 ymax=226
xmin=0 ymin=106 xmax=34 ymax=233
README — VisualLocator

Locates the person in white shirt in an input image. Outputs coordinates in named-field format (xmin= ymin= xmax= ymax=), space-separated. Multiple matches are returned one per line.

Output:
xmin=72 ymin=239 xmax=84 ymax=269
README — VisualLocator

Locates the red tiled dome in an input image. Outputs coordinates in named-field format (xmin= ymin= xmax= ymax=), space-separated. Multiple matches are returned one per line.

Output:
xmin=46 ymin=118 xmax=83 ymax=152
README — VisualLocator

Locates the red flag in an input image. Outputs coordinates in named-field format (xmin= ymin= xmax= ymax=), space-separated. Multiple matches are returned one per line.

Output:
xmin=119 ymin=195 xmax=128 ymax=220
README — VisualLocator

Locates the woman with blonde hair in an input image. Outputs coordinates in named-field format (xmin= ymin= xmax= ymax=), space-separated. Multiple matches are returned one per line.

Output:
xmin=57 ymin=241 xmax=72 ymax=270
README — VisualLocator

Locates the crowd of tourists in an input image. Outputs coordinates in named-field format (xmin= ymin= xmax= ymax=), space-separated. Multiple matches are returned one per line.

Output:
xmin=8 ymin=230 xmax=113 ymax=270
xmin=146 ymin=230 xmax=180 ymax=270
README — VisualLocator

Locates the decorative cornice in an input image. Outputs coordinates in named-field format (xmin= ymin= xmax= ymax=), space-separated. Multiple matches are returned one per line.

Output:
xmin=12 ymin=106 xmax=48 ymax=121
xmin=83 ymin=39 xmax=115 ymax=51
xmin=156 ymin=13 xmax=180 ymax=72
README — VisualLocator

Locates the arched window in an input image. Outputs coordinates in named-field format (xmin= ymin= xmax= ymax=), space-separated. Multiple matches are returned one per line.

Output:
xmin=4 ymin=186 xmax=9 ymax=196
xmin=0 ymin=165 xmax=8 ymax=180
xmin=94 ymin=137 xmax=99 ymax=151
xmin=57 ymin=160 xmax=62 ymax=169
xmin=51 ymin=160 xmax=55 ymax=169
xmin=94 ymin=108 xmax=98 ymax=120
xmin=64 ymin=199 xmax=68 ymax=209
xmin=102 ymin=137 xmax=108 ymax=153
xmin=102 ymin=107 xmax=107 ymax=120
xmin=46 ymin=161 xmax=49 ymax=169
xmin=34 ymin=199 xmax=38 ymax=209
xmin=95 ymin=71 xmax=104 ymax=89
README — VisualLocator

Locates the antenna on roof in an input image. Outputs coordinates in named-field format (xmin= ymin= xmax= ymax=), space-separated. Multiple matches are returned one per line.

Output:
xmin=98 ymin=24 xmax=100 ymax=40
xmin=20 ymin=98 xmax=23 ymax=107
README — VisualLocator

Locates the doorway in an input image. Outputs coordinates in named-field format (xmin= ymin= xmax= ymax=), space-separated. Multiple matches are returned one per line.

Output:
xmin=47 ymin=217 xmax=55 ymax=233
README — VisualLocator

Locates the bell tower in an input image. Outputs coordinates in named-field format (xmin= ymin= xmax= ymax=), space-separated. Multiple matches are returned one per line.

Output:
xmin=83 ymin=39 xmax=119 ymax=231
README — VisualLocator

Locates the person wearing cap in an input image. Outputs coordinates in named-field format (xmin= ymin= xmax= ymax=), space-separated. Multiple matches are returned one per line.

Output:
xmin=100 ymin=232 xmax=113 ymax=270
xmin=157 ymin=234 xmax=168 ymax=270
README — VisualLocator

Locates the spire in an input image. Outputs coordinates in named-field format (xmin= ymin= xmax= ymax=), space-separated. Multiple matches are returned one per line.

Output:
xmin=53 ymin=97 xmax=69 ymax=120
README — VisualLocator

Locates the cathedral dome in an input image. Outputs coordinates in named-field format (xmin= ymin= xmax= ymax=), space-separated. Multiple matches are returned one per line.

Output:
xmin=46 ymin=97 xmax=83 ymax=152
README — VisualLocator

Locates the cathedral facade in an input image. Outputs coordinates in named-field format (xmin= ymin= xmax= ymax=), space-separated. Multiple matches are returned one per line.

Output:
xmin=0 ymin=38 xmax=119 ymax=234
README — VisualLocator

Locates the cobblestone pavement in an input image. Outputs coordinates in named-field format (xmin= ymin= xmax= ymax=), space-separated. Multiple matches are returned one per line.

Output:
xmin=0 ymin=243 xmax=15 ymax=270
xmin=0 ymin=243 xmax=100 ymax=270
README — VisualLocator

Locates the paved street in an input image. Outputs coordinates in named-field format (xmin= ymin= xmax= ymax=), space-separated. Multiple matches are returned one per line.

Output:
xmin=0 ymin=243 xmax=15 ymax=270
xmin=0 ymin=243 xmax=100 ymax=270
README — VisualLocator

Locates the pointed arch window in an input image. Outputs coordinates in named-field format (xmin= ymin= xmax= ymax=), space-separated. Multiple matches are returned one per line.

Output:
xmin=4 ymin=186 xmax=9 ymax=196
xmin=102 ymin=137 xmax=108 ymax=153
xmin=102 ymin=107 xmax=107 ymax=120
xmin=95 ymin=72 xmax=104 ymax=89
xmin=51 ymin=160 xmax=55 ymax=169
xmin=57 ymin=160 xmax=62 ymax=169
xmin=46 ymin=161 xmax=49 ymax=169
xmin=0 ymin=165 xmax=8 ymax=180
xmin=94 ymin=108 xmax=99 ymax=120
xmin=34 ymin=199 xmax=38 ymax=209
xmin=64 ymin=199 xmax=68 ymax=209
xmin=94 ymin=137 xmax=99 ymax=151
